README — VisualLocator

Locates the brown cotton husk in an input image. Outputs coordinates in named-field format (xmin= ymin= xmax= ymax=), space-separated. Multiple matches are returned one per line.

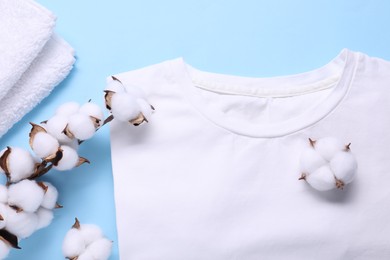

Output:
xmin=72 ymin=218 xmax=81 ymax=229
xmin=130 ymin=112 xmax=147 ymax=126
xmin=90 ymin=116 xmax=101 ymax=129
xmin=76 ymin=157 xmax=90 ymax=167
xmin=0 ymin=146 xmax=11 ymax=176
xmin=62 ymin=124 xmax=75 ymax=139
xmin=111 ymin=75 xmax=122 ymax=83
xmin=55 ymin=203 xmax=63 ymax=209
xmin=104 ymin=90 xmax=115 ymax=110
xmin=45 ymin=148 xmax=63 ymax=166
xmin=29 ymin=122 xmax=47 ymax=148
xmin=0 ymin=229 xmax=21 ymax=249
xmin=345 ymin=143 xmax=351 ymax=151
xmin=309 ymin=138 xmax=316 ymax=148
xmin=37 ymin=182 xmax=48 ymax=193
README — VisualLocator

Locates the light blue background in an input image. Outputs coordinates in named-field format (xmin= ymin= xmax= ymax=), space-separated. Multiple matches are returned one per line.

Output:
xmin=1 ymin=0 xmax=389 ymax=259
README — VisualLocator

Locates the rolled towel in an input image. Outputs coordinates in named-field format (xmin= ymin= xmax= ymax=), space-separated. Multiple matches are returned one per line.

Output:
xmin=0 ymin=34 xmax=76 ymax=138
xmin=0 ymin=0 xmax=56 ymax=101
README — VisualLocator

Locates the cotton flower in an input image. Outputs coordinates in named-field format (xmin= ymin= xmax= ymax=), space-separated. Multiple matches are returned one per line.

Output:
xmin=0 ymin=147 xmax=36 ymax=182
xmin=0 ymin=203 xmax=8 ymax=229
xmin=45 ymin=115 xmax=73 ymax=143
xmin=5 ymin=206 xmax=39 ymax=239
xmin=86 ymin=237 xmax=113 ymax=260
xmin=36 ymin=207 xmax=54 ymax=230
xmin=110 ymin=92 xmax=141 ymax=122
xmin=56 ymin=102 xmax=80 ymax=117
xmin=40 ymin=182 xmax=58 ymax=210
xmin=66 ymin=113 xmax=96 ymax=141
xmin=104 ymin=76 xmax=154 ymax=126
xmin=7 ymin=179 xmax=45 ymax=212
xmin=0 ymin=185 xmax=8 ymax=204
xmin=79 ymin=102 xmax=104 ymax=127
xmin=54 ymin=145 xmax=89 ymax=171
xmin=63 ymin=218 xmax=112 ymax=260
xmin=30 ymin=132 xmax=60 ymax=159
xmin=299 ymin=137 xmax=357 ymax=191
xmin=0 ymin=239 xmax=10 ymax=260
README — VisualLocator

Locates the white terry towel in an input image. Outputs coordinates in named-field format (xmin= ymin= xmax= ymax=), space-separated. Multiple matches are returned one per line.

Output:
xmin=0 ymin=0 xmax=75 ymax=138
xmin=0 ymin=35 xmax=75 ymax=137
xmin=0 ymin=0 xmax=56 ymax=101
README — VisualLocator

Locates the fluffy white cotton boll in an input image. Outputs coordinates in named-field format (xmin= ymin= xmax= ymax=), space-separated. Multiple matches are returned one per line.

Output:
xmin=45 ymin=115 xmax=72 ymax=143
xmin=62 ymin=228 xmax=86 ymax=258
xmin=125 ymin=85 xmax=147 ymax=99
xmin=36 ymin=207 xmax=54 ymax=230
xmin=5 ymin=207 xmax=39 ymax=239
xmin=300 ymin=147 xmax=327 ymax=174
xmin=330 ymin=151 xmax=358 ymax=185
xmin=0 ymin=240 xmax=10 ymax=260
xmin=80 ymin=224 xmax=103 ymax=246
xmin=0 ymin=203 xmax=8 ymax=229
xmin=77 ymin=251 xmax=95 ymax=260
xmin=67 ymin=113 xmax=96 ymax=140
xmin=6 ymin=147 xmax=36 ymax=182
xmin=8 ymin=180 xmax=45 ymax=212
xmin=56 ymin=102 xmax=80 ymax=117
xmin=314 ymin=137 xmax=346 ymax=161
xmin=136 ymin=98 xmax=153 ymax=121
xmin=0 ymin=185 xmax=8 ymax=204
xmin=31 ymin=132 xmax=59 ymax=159
xmin=54 ymin=145 xmax=79 ymax=171
xmin=80 ymin=102 xmax=104 ymax=122
xmin=87 ymin=238 xmax=112 ymax=260
xmin=305 ymin=165 xmax=336 ymax=191
xmin=106 ymin=78 xmax=125 ymax=93
xmin=41 ymin=182 xmax=58 ymax=209
xmin=111 ymin=93 xmax=141 ymax=122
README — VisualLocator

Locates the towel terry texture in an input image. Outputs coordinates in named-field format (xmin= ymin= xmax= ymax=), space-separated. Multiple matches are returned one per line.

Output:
xmin=0 ymin=0 xmax=75 ymax=138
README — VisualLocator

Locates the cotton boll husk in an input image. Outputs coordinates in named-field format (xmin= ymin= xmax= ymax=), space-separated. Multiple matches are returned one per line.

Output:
xmin=330 ymin=151 xmax=358 ymax=184
xmin=56 ymin=102 xmax=80 ymax=117
xmin=41 ymin=182 xmax=58 ymax=210
xmin=305 ymin=165 xmax=336 ymax=191
xmin=54 ymin=145 xmax=79 ymax=171
xmin=0 ymin=185 xmax=7 ymax=204
xmin=31 ymin=132 xmax=59 ymax=159
xmin=125 ymin=85 xmax=147 ymax=99
xmin=0 ymin=148 xmax=5 ymax=175
xmin=111 ymin=93 xmax=140 ymax=122
xmin=136 ymin=98 xmax=153 ymax=121
xmin=67 ymin=113 xmax=96 ymax=140
xmin=0 ymin=203 xmax=8 ymax=229
xmin=77 ymin=250 xmax=95 ymax=260
xmin=300 ymin=147 xmax=327 ymax=174
xmin=106 ymin=78 xmax=125 ymax=93
xmin=62 ymin=228 xmax=86 ymax=258
xmin=45 ymin=115 xmax=72 ymax=143
xmin=80 ymin=224 xmax=103 ymax=246
xmin=80 ymin=102 xmax=104 ymax=122
xmin=7 ymin=147 xmax=35 ymax=182
xmin=36 ymin=207 xmax=54 ymax=230
xmin=0 ymin=240 xmax=10 ymax=260
xmin=314 ymin=137 xmax=345 ymax=161
xmin=5 ymin=207 xmax=38 ymax=239
xmin=8 ymin=179 xmax=45 ymax=212
xmin=87 ymin=237 xmax=112 ymax=260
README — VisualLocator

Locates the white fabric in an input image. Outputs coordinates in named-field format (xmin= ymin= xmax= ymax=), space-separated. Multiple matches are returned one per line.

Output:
xmin=110 ymin=49 xmax=390 ymax=259
xmin=0 ymin=0 xmax=75 ymax=138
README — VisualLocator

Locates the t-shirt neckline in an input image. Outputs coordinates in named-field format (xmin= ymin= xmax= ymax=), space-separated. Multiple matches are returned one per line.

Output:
xmin=169 ymin=49 xmax=359 ymax=138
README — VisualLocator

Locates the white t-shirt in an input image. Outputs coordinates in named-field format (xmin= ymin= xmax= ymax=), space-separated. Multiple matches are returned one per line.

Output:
xmin=110 ymin=49 xmax=390 ymax=259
